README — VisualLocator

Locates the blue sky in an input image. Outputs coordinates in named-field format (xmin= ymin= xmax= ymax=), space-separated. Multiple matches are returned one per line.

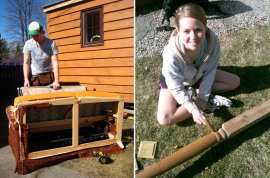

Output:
xmin=0 ymin=0 xmax=59 ymax=41
xmin=0 ymin=0 xmax=9 ymax=40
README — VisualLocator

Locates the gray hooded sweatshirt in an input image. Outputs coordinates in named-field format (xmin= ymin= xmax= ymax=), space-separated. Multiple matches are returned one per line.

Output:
xmin=162 ymin=28 xmax=220 ymax=112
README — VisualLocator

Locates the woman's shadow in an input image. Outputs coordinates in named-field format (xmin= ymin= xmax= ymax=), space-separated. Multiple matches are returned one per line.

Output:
xmin=219 ymin=65 xmax=270 ymax=95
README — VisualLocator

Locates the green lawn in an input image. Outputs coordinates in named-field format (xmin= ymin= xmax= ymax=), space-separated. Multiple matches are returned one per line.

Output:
xmin=135 ymin=25 xmax=270 ymax=177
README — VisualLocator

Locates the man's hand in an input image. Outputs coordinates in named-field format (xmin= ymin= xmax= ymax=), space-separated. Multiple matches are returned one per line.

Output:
xmin=50 ymin=81 xmax=61 ymax=90
xmin=24 ymin=79 xmax=30 ymax=87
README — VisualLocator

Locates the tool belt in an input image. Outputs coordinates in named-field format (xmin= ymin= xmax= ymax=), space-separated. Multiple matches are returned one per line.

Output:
xmin=30 ymin=72 xmax=54 ymax=86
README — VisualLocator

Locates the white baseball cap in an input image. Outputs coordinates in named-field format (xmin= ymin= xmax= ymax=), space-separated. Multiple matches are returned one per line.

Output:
xmin=28 ymin=21 xmax=42 ymax=36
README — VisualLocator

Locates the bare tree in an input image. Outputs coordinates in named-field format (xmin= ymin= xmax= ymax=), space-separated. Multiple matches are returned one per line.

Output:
xmin=0 ymin=34 xmax=9 ymax=62
xmin=8 ymin=41 xmax=23 ymax=61
xmin=5 ymin=0 xmax=46 ymax=45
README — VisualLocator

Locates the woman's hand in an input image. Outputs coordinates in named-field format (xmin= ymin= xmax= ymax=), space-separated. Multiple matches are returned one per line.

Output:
xmin=191 ymin=108 xmax=207 ymax=125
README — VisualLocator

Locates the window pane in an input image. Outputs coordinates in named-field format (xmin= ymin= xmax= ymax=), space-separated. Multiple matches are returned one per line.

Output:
xmin=82 ymin=7 xmax=103 ymax=46
xmin=87 ymin=14 xmax=92 ymax=29
xmin=87 ymin=29 xmax=92 ymax=42
xmin=93 ymin=12 xmax=100 ymax=26
xmin=86 ymin=13 xmax=100 ymax=43
xmin=90 ymin=27 xmax=100 ymax=42
xmin=93 ymin=27 xmax=100 ymax=36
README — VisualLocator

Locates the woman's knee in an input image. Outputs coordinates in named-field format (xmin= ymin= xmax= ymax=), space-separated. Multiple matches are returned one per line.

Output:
xmin=157 ymin=113 xmax=172 ymax=126
xmin=231 ymin=74 xmax=240 ymax=90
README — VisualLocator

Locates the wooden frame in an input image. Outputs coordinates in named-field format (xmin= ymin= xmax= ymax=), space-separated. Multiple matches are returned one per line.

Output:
xmin=81 ymin=6 xmax=104 ymax=47
xmin=17 ymin=95 xmax=124 ymax=159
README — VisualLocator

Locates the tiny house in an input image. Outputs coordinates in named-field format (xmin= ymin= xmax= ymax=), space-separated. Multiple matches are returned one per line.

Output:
xmin=43 ymin=0 xmax=134 ymax=103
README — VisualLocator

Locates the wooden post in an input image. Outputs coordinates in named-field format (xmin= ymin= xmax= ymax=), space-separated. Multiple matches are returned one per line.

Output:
xmin=72 ymin=103 xmax=79 ymax=147
xmin=116 ymin=99 xmax=125 ymax=149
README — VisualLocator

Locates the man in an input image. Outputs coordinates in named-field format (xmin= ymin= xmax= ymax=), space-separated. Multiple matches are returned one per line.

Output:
xmin=23 ymin=21 xmax=61 ymax=90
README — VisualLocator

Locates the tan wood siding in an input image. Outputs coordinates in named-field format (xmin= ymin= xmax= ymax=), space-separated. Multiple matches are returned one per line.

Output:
xmin=53 ymin=28 xmax=133 ymax=47
xmin=60 ymin=67 xmax=134 ymax=76
xmin=49 ymin=17 xmax=133 ymax=33
xmin=47 ymin=0 xmax=133 ymax=19
xmin=59 ymin=58 xmax=133 ymax=67
xmin=83 ymin=84 xmax=134 ymax=94
xmin=45 ymin=0 xmax=134 ymax=103
xmin=60 ymin=76 xmax=133 ymax=85
xmin=59 ymin=48 xmax=133 ymax=60
xmin=50 ymin=27 xmax=133 ymax=41
xmin=58 ymin=38 xmax=133 ymax=53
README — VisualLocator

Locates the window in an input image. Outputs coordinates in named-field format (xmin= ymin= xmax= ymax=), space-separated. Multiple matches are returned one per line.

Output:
xmin=81 ymin=7 xmax=103 ymax=47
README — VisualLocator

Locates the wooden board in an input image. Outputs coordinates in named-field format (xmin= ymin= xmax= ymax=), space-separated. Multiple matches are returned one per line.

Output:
xmin=59 ymin=76 xmax=133 ymax=85
xmin=47 ymin=6 xmax=133 ymax=27
xmin=44 ymin=0 xmax=84 ymax=13
xmin=51 ymin=29 xmax=133 ymax=48
xmin=58 ymin=57 xmax=133 ymax=67
xmin=49 ymin=17 xmax=133 ymax=33
xmin=27 ymin=115 xmax=106 ymax=132
xmin=46 ymin=0 xmax=133 ymax=18
xmin=222 ymin=100 xmax=270 ymax=138
xmin=138 ymin=141 xmax=157 ymax=159
xmin=19 ymin=86 xmax=86 ymax=96
xmin=50 ymin=27 xmax=134 ymax=41
xmin=60 ymin=67 xmax=134 ymax=76
xmin=28 ymin=139 xmax=118 ymax=159
xmin=57 ymin=38 xmax=134 ymax=52
xmin=58 ymin=48 xmax=133 ymax=60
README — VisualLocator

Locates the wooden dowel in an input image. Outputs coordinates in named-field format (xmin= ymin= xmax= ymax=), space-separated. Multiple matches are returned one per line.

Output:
xmin=205 ymin=119 xmax=215 ymax=132
xmin=136 ymin=132 xmax=219 ymax=178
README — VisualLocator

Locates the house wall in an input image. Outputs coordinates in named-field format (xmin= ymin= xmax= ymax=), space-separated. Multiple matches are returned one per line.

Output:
xmin=45 ymin=0 xmax=134 ymax=103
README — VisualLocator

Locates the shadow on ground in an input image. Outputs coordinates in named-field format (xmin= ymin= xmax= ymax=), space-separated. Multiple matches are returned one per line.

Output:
xmin=219 ymin=65 xmax=270 ymax=96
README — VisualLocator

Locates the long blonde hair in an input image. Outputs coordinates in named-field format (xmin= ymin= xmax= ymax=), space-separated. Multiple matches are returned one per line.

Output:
xmin=175 ymin=3 xmax=207 ymax=30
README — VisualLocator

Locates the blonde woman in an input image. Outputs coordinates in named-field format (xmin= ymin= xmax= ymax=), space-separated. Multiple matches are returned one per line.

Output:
xmin=157 ymin=4 xmax=240 ymax=126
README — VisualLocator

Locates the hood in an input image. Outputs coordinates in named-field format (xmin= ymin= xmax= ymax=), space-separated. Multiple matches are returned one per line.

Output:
xmin=167 ymin=28 xmax=219 ymax=65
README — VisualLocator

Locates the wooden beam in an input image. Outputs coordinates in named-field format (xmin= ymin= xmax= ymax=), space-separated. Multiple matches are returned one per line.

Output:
xmin=44 ymin=0 xmax=84 ymax=13
xmin=116 ymin=100 xmax=124 ymax=147
xmin=222 ymin=99 xmax=270 ymax=139
xmin=78 ymin=97 xmax=123 ymax=104
xmin=72 ymin=103 xmax=79 ymax=147
xmin=28 ymin=138 xmax=117 ymax=159
xmin=18 ymin=98 xmax=77 ymax=108
xmin=28 ymin=116 xmax=105 ymax=132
